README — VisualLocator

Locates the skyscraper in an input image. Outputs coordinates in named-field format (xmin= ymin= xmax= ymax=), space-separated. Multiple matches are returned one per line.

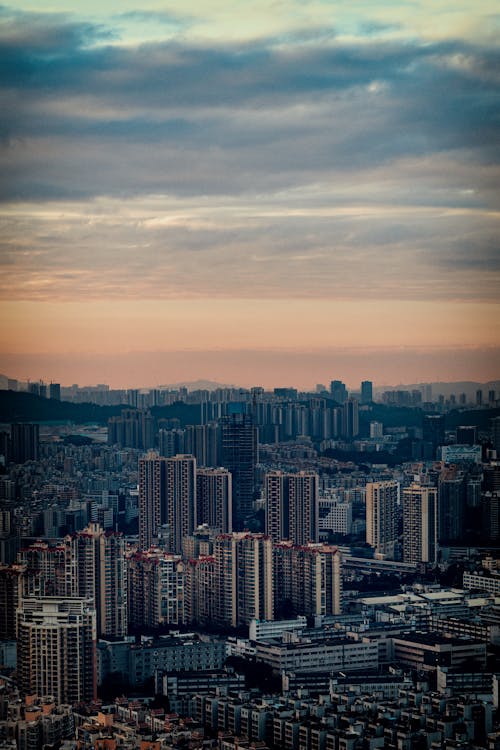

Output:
xmin=423 ymin=414 xmax=445 ymax=459
xmin=10 ymin=423 xmax=39 ymax=464
xmin=438 ymin=467 xmax=465 ymax=543
xmin=265 ymin=471 xmax=318 ymax=545
xmin=274 ymin=543 xmax=342 ymax=618
xmin=127 ymin=548 xmax=185 ymax=629
xmin=75 ymin=523 xmax=127 ymax=638
xmin=361 ymin=380 xmax=373 ymax=404
xmin=213 ymin=533 xmax=273 ymax=627
xmin=16 ymin=597 xmax=96 ymax=704
xmin=330 ymin=380 xmax=348 ymax=404
xmin=196 ymin=467 xmax=232 ymax=533
xmin=166 ymin=454 xmax=197 ymax=554
xmin=365 ymin=481 xmax=399 ymax=558
xmin=342 ymin=398 xmax=359 ymax=439
xmin=220 ymin=410 xmax=258 ymax=530
xmin=139 ymin=451 xmax=168 ymax=550
xmin=402 ymin=484 xmax=438 ymax=565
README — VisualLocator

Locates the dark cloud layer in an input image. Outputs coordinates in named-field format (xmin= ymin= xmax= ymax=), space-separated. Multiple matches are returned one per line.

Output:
xmin=0 ymin=6 xmax=499 ymax=304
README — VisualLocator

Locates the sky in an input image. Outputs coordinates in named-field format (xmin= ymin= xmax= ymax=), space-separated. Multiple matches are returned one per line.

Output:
xmin=0 ymin=0 xmax=499 ymax=389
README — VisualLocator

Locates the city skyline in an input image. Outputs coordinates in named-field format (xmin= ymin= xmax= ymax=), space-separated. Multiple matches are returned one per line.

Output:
xmin=1 ymin=1 xmax=499 ymax=386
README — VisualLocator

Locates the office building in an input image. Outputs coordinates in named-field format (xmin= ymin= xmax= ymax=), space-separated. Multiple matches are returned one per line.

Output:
xmin=330 ymin=380 xmax=348 ymax=404
xmin=10 ymin=423 xmax=39 ymax=464
xmin=49 ymin=382 xmax=61 ymax=400
xmin=265 ymin=471 xmax=318 ymax=545
xmin=16 ymin=597 xmax=96 ymax=704
xmin=423 ymin=414 xmax=445 ymax=459
xmin=438 ymin=467 xmax=465 ymax=543
xmin=318 ymin=495 xmax=352 ymax=536
xmin=402 ymin=484 xmax=438 ymax=565
xmin=456 ymin=425 xmax=477 ymax=446
xmin=196 ymin=467 xmax=232 ymax=533
xmin=342 ymin=397 xmax=359 ymax=439
xmin=365 ymin=481 xmax=399 ymax=558
xmin=220 ymin=410 xmax=258 ymax=530
xmin=492 ymin=417 xmax=500 ymax=455
xmin=361 ymin=380 xmax=373 ymax=404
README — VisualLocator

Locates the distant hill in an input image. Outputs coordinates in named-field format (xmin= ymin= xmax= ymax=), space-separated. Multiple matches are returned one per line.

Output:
xmin=157 ymin=379 xmax=235 ymax=391
xmin=0 ymin=391 xmax=201 ymax=426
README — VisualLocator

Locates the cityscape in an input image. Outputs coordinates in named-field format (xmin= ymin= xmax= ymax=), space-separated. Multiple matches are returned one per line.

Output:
xmin=1 ymin=0 xmax=500 ymax=748
xmin=0 ymin=376 xmax=499 ymax=749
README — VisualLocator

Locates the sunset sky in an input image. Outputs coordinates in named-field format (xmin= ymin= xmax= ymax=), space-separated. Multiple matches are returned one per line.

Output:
xmin=1 ymin=1 xmax=499 ymax=388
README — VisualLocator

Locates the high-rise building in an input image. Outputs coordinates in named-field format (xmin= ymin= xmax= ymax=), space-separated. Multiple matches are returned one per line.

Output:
xmin=185 ymin=555 xmax=216 ymax=626
xmin=423 ymin=414 xmax=445 ymax=459
xmin=49 ymin=382 xmax=61 ymax=400
xmin=18 ymin=539 xmax=77 ymax=598
xmin=0 ymin=563 xmax=23 ymax=639
xmin=16 ymin=597 xmax=96 ymax=704
xmin=138 ymin=451 xmax=168 ymax=550
xmin=456 ymin=425 xmax=477 ymax=446
xmin=274 ymin=543 xmax=342 ymax=619
xmin=491 ymin=417 xmax=500 ymax=455
xmin=265 ymin=471 xmax=318 ymax=545
xmin=402 ymin=484 xmax=438 ymax=565
xmin=365 ymin=481 xmax=399 ymax=558
xmin=438 ymin=468 xmax=465 ymax=543
xmin=10 ymin=423 xmax=39 ymax=464
xmin=342 ymin=398 xmax=359 ymax=439
xmin=214 ymin=533 xmax=273 ymax=627
xmin=361 ymin=380 xmax=373 ymax=404
xmin=74 ymin=524 xmax=127 ymax=638
xmin=330 ymin=380 xmax=348 ymax=404
xmin=108 ymin=409 xmax=155 ymax=449
xmin=196 ymin=467 xmax=232 ymax=533
xmin=127 ymin=548 xmax=185 ymax=629
xmin=220 ymin=410 xmax=258 ymax=530
xmin=166 ymin=454 xmax=197 ymax=554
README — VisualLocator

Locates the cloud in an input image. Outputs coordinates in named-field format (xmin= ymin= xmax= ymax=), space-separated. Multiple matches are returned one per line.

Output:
xmin=0 ymin=6 xmax=498 ymax=306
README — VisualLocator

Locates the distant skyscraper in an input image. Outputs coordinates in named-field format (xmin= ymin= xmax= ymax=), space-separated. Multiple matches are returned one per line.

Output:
xmin=330 ymin=380 xmax=348 ymax=404
xmin=423 ymin=414 xmax=445 ymax=459
xmin=265 ymin=471 xmax=318 ymax=545
xmin=491 ymin=417 xmax=500 ymax=455
xmin=438 ymin=468 xmax=465 ymax=543
xmin=196 ymin=467 xmax=232 ymax=533
xmin=139 ymin=451 xmax=168 ymax=550
xmin=476 ymin=389 xmax=483 ymax=406
xmin=365 ymin=481 xmax=399 ymax=558
xmin=49 ymin=382 xmax=61 ymax=400
xmin=361 ymin=380 xmax=373 ymax=404
xmin=220 ymin=411 xmax=258 ymax=530
xmin=342 ymin=398 xmax=359 ymax=439
xmin=10 ymin=423 xmax=39 ymax=464
xmin=402 ymin=484 xmax=438 ymax=565
xmin=16 ymin=597 xmax=96 ymax=704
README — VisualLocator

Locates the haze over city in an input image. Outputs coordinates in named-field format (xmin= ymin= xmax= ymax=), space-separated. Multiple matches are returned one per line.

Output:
xmin=1 ymin=0 xmax=499 ymax=387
